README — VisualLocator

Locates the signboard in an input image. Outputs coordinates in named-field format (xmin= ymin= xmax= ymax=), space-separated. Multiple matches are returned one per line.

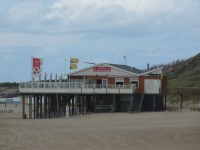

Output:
xmin=93 ymin=67 xmax=111 ymax=72
xmin=144 ymin=79 xmax=161 ymax=94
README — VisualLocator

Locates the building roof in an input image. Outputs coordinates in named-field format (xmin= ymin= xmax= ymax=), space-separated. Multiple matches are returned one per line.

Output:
xmin=106 ymin=63 xmax=145 ymax=74
xmin=66 ymin=63 xmax=162 ymax=77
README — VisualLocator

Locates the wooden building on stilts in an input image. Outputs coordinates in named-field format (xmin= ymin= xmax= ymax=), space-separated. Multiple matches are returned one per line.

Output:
xmin=19 ymin=63 xmax=167 ymax=119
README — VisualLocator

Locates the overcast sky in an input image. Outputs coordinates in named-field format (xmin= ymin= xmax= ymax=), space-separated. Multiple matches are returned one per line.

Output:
xmin=0 ymin=0 xmax=200 ymax=82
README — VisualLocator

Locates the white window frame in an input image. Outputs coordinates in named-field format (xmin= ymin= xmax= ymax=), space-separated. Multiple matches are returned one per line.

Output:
xmin=130 ymin=79 xmax=139 ymax=88
xmin=115 ymin=78 xmax=124 ymax=87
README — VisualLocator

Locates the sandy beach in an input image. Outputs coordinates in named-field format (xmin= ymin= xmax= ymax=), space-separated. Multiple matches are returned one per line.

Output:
xmin=0 ymin=105 xmax=200 ymax=150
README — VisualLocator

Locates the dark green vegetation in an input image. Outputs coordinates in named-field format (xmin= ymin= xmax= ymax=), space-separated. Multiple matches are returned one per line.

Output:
xmin=164 ymin=53 xmax=200 ymax=87
xmin=0 ymin=82 xmax=19 ymax=87
xmin=163 ymin=53 xmax=200 ymax=104
xmin=0 ymin=82 xmax=19 ymax=98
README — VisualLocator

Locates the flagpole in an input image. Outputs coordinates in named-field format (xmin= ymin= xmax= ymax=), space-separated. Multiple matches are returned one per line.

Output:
xmin=31 ymin=57 xmax=33 ymax=82
xmin=123 ymin=56 xmax=126 ymax=65
xmin=41 ymin=58 xmax=43 ymax=81
xmin=65 ymin=59 xmax=67 ymax=74
xmin=30 ymin=57 xmax=33 ymax=115
xmin=69 ymin=57 xmax=71 ymax=88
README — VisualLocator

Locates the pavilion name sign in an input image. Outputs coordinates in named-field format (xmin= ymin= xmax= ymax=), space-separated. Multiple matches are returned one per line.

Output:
xmin=93 ymin=67 xmax=111 ymax=72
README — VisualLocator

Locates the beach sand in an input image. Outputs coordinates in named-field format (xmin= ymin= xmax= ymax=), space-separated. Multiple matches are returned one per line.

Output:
xmin=0 ymin=105 xmax=200 ymax=150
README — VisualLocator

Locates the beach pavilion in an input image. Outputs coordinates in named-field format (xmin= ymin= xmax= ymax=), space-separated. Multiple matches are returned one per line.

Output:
xmin=19 ymin=63 xmax=167 ymax=119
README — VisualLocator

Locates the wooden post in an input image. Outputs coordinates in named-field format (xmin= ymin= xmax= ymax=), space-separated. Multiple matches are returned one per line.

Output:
xmin=94 ymin=94 xmax=96 ymax=113
xmin=84 ymin=96 xmax=87 ymax=115
xmin=29 ymin=94 xmax=32 ymax=119
xmin=36 ymin=95 xmax=39 ymax=119
xmin=56 ymin=94 xmax=59 ymax=118
xmin=34 ymin=95 xmax=36 ymax=119
xmin=71 ymin=97 xmax=74 ymax=116
xmin=60 ymin=95 xmax=63 ymax=117
xmin=22 ymin=95 xmax=26 ymax=119
xmin=40 ymin=95 xmax=43 ymax=119
xmin=75 ymin=95 xmax=78 ymax=115
xmin=78 ymin=95 xmax=81 ymax=115
xmin=180 ymin=94 xmax=183 ymax=110
xmin=129 ymin=94 xmax=133 ymax=112
xmin=68 ymin=98 xmax=71 ymax=116
xmin=44 ymin=95 xmax=47 ymax=118
xmin=80 ymin=95 xmax=83 ymax=115
xmin=153 ymin=95 xmax=155 ymax=112
xmin=112 ymin=94 xmax=116 ymax=112
xmin=58 ymin=95 xmax=61 ymax=117
xmin=164 ymin=96 xmax=167 ymax=111
xmin=48 ymin=95 xmax=51 ymax=118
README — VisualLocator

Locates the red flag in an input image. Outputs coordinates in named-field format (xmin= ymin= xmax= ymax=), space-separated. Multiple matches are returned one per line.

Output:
xmin=32 ymin=57 xmax=42 ymax=77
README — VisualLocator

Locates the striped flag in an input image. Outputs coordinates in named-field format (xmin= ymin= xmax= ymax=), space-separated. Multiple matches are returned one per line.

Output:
xmin=70 ymin=57 xmax=79 ymax=70
xmin=70 ymin=58 xmax=79 ymax=63
xmin=70 ymin=63 xmax=78 ymax=70
xmin=32 ymin=57 xmax=43 ymax=77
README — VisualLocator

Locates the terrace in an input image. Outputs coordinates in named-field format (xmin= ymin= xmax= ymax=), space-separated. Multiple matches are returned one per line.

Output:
xmin=19 ymin=82 xmax=135 ymax=94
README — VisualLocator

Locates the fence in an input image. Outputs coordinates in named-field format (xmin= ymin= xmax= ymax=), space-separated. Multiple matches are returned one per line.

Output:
xmin=161 ymin=87 xmax=200 ymax=95
xmin=0 ymin=109 xmax=13 ymax=114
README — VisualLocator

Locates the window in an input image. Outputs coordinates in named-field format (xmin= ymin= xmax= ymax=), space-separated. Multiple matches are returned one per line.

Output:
xmin=115 ymin=78 xmax=124 ymax=87
xmin=102 ymin=79 xmax=107 ymax=88
xmin=131 ymin=81 xmax=138 ymax=87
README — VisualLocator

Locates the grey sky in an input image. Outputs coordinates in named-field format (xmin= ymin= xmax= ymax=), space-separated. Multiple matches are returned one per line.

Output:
xmin=0 ymin=0 xmax=199 ymax=82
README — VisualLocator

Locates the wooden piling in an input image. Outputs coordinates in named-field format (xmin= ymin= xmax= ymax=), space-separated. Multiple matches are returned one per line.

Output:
xmin=84 ymin=95 xmax=86 ymax=115
xmin=164 ymin=96 xmax=167 ymax=111
xmin=113 ymin=94 xmax=116 ymax=112
xmin=22 ymin=95 xmax=25 ymax=119
xmin=40 ymin=95 xmax=43 ymax=119
xmin=29 ymin=94 xmax=32 ymax=119
xmin=153 ymin=95 xmax=155 ymax=112
xmin=44 ymin=95 xmax=47 ymax=118
xmin=33 ymin=95 xmax=36 ymax=119
xmin=180 ymin=94 xmax=183 ymax=109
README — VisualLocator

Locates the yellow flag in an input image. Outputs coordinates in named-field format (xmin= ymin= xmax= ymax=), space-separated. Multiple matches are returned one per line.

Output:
xmin=70 ymin=63 xmax=78 ymax=70
xmin=70 ymin=58 xmax=79 ymax=63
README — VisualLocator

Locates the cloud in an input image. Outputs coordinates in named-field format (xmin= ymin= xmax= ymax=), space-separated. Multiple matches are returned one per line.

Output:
xmin=0 ymin=0 xmax=200 ymax=82
xmin=8 ymin=2 xmax=42 ymax=21
xmin=1 ymin=0 xmax=200 ymax=37
xmin=24 ymin=0 xmax=198 ymax=45
xmin=42 ymin=0 xmax=186 ymax=32
xmin=0 ymin=32 xmax=80 ymax=49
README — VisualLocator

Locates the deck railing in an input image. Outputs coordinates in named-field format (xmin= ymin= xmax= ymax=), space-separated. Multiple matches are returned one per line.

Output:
xmin=19 ymin=82 xmax=132 ymax=90
xmin=19 ymin=82 xmax=135 ymax=94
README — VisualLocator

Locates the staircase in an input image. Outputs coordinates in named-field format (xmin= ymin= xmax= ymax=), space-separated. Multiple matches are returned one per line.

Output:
xmin=129 ymin=94 xmax=144 ymax=112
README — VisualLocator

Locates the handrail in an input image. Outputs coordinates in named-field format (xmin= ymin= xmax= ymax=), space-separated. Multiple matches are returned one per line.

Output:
xmin=19 ymin=82 xmax=132 ymax=90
